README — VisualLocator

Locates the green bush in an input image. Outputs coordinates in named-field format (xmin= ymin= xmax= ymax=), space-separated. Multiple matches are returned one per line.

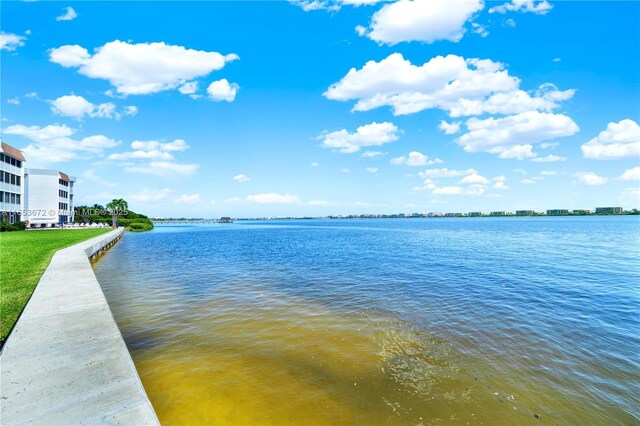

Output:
xmin=127 ymin=222 xmax=154 ymax=232
xmin=0 ymin=221 xmax=26 ymax=232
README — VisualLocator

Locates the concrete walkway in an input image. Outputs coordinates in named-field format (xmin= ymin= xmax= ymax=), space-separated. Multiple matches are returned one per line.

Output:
xmin=0 ymin=228 xmax=159 ymax=425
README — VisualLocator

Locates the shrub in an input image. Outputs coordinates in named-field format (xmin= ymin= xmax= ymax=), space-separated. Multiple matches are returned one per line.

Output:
xmin=127 ymin=222 xmax=154 ymax=232
xmin=0 ymin=221 xmax=27 ymax=232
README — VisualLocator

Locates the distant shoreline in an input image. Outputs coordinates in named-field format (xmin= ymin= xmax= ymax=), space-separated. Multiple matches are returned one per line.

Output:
xmin=152 ymin=212 xmax=640 ymax=223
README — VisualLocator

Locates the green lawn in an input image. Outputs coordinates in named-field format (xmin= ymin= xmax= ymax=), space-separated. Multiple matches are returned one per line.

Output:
xmin=0 ymin=229 xmax=111 ymax=344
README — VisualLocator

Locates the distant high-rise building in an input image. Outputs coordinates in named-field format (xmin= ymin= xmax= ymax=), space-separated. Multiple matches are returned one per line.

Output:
xmin=595 ymin=207 xmax=623 ymax=214
xmin=490 ymin=211 xmax=506 ymax=216
xmin=516 ymin=210 xmax=535 ymax=216
xmin=468 ymin=212 xmax=482 ymax=217
xmin=547 ymin=209 xmax=569 ymax=216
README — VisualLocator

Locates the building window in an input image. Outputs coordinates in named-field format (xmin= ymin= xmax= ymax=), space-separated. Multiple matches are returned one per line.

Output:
xmin=16 ymin=160 xmax=21 ymax=168
xmin=10 ymin=174 xmax=15 ymax=185
xmin=4 ymin=172 xmax=8 ymax=183
xmin=16 ymin=194 xmax=20 ymax=204
xmin=16 ymin=176 xmax=20 ymax=186
xmin=10 ymin=157 xmax=15 ymax=167
xmin=10 ymin=193 xmax=16 ymax=204
xmin=0 ymin=153 xmax=4 ymax=162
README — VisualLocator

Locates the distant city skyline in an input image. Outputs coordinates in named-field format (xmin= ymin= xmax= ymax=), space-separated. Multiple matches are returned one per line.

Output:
xmin=2 ymin=1 xmax=639 ymax=217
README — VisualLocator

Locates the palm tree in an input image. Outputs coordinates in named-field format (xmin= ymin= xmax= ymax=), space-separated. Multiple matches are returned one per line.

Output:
xmin=106 ymin=198 xmax=128 ymax=228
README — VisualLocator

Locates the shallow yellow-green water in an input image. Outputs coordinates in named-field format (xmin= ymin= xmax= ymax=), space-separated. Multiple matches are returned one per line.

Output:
xmin=93 ymin=220 xmax=640 ymax=425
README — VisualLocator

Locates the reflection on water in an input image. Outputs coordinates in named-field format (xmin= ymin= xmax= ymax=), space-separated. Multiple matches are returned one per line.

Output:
xmin=93 ymin=218 xmax=640 ymax=425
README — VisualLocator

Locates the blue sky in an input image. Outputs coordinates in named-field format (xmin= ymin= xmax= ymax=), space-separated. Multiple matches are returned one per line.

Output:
xmin=1 ymin=0 xmax=639 ymax=217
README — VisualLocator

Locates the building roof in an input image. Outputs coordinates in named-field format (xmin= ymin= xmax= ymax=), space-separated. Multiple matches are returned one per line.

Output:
xmin=59 ymin=172 xmax=70 ymax=182
xmin=1 ymin=141 xmax=26 ymax=162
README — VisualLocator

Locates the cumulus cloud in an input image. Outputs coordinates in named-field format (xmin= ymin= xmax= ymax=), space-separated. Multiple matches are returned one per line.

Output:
xmin=357 ymin=0 xmax=484 ymax=45
xmin=325 ymin=53 xmax=575 ymax=117
xmin=233 ymin=174 xmax=251 ymax=182
xmin=439 ymin=120 xmax=461 ymax=135
xmin=108 ymin=139 xmax=189 ymax=161
xmin=456 ymin=111 xmax=579 ymax=159
xmin=246 ymin=193 xmax=300 ymax=204
xmin=291 ymin=0 xmax=382 ymax=12
xmin=7 ymin=98 xmax=20 ymax=105
xmin=618 ymin=167 xmax=640 ymax=181
xmin=50 ymin=94 xmax=133 ymax=120
xmin=366 ymin=167 xmax=379 ymax=173
xmin=390 ymin=151 xmax=443 ymax=166
xmin=418 ymin=168 xmax=476 ymax=178
xmin=581 ymin=119 xmax=640 ymax=160
xmin=0 ymin=32 xmax=26 ymax=51
xmin=207 ymin=79 xmax=239 ymax=102
xmin=432 ymin=185 xmax=486 ymax=196
xmin=318 ymin=121 xmax=401 ymax=153
xmin=2 ymin=123 xmax=119 ymax=165
xmin=459 ymin=173 xmax=490 ymax=185
xmin=531 ymin=154 xmax=566 ymax=162
xmin=362 ymin=150 xmax=385 ymax=158
xmin=49 ymin=40 xmax=239 ymax=95
xmin=489 ymin=0 xmax=553 ymax=15
xmin=492 ymin=181 xmax=510 ymax=190
xmin=575 ymin=172 xmax=607 ymax=186
xmin=56 ymin=6 xmax=78 ymax=21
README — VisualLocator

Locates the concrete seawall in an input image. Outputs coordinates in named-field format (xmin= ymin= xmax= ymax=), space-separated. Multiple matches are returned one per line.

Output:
xmin=0 ymin=228 xmax=159 ymax=425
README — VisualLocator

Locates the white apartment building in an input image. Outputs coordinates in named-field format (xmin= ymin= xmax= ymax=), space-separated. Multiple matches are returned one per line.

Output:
xmin=0 ymin=142 xmax=26 ymax=223
xmin=24 ymin=169 xmax=75 ymax=227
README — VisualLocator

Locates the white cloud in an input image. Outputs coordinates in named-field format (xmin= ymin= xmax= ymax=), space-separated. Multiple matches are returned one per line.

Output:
xmin=175 ymin=194 xmax=201 ymax=204
xmin=292 ymin=0 xmax=383 ymax=12
xmin=540 ymin=170 xmax=557 ymax=176
xmin=362 ymin=150 xmax=384 ymax=158
xmin=581 ymin=119 xmax=640 ymax=160
xmin=492 ymin=181 xmax=510 ymax=190
xmin=505 ymin=18 xmax=516 ymax=27
xmin=7 ymin=98 xmax=20 ymax=105
xmin=358 ymin=0 xmax=483 ymax=45
xmin=124 ymin=105 xmax=138 ymax=116
xmin=390 ymin=151 xmax=443 ymax=166
xmin=49 ymin=40 xmax=239 ymax=95
xmin=341 ymin=167 xmax=351 ymax=173
xmin=108 ymin=139 xmax=189 ymax=161
xmin=2 ymin=123 xmax=119 ymax=165
xmin=129 ymin=188 xmax=172 ymax=202
xmin=325 ymin=53 xmax=575 ymax=117
xmin=310 ymin=162 xmax=319 ymax=167
xmin=246 ymin=193 xmax=300 ymax=204
xmin=50 ymin=95 xmax=124 ymax=120
xmin=418 ymin=168 xmax=476 ymax=178
xmin=366 ymin=167 xmax=379 ymax=173
xmin=531 ymin=154 xmax=566 ymax=162
xmin=459 ymin=173 xmax=490 ymax=185
xmin=575 ymin=172 xmax=607 ymax=186
xmin=520 ymin=179 xmax=536 ymax=184
xmin=489 ymin=0 xmax=553 ymax=15
xmin=439 ymin=120 xmax=461 ymax=135
xmin=318 ymin=121 xmax=400 ymax=153
xmin=56 ymin=6 xmax=78 ymax=21
xmin=179 ymin=81 xmax=199 ymax=95
xmin=233 ymin=174 xmax=251 ymax=182
xmin=513 ymin=168 xmax=527 ymax=175
xmin=471 ymin=22 xmax=489 ymax=38
xmin=207 ymin=79 xmax=239 ymax=102
xmin=618 ymin=167 xmax=640 ymax=181
xmin=0 ymin=32 xmax=26 ymax=51
xmin=552 ymin=58 xmax=561 ymax=63
xmin=456 ymin=111 xmax=579 ymax=159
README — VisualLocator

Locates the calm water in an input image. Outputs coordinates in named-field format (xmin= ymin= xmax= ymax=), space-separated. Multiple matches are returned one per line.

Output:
xmin=94 ymin=217 xmax=640 ymax=425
